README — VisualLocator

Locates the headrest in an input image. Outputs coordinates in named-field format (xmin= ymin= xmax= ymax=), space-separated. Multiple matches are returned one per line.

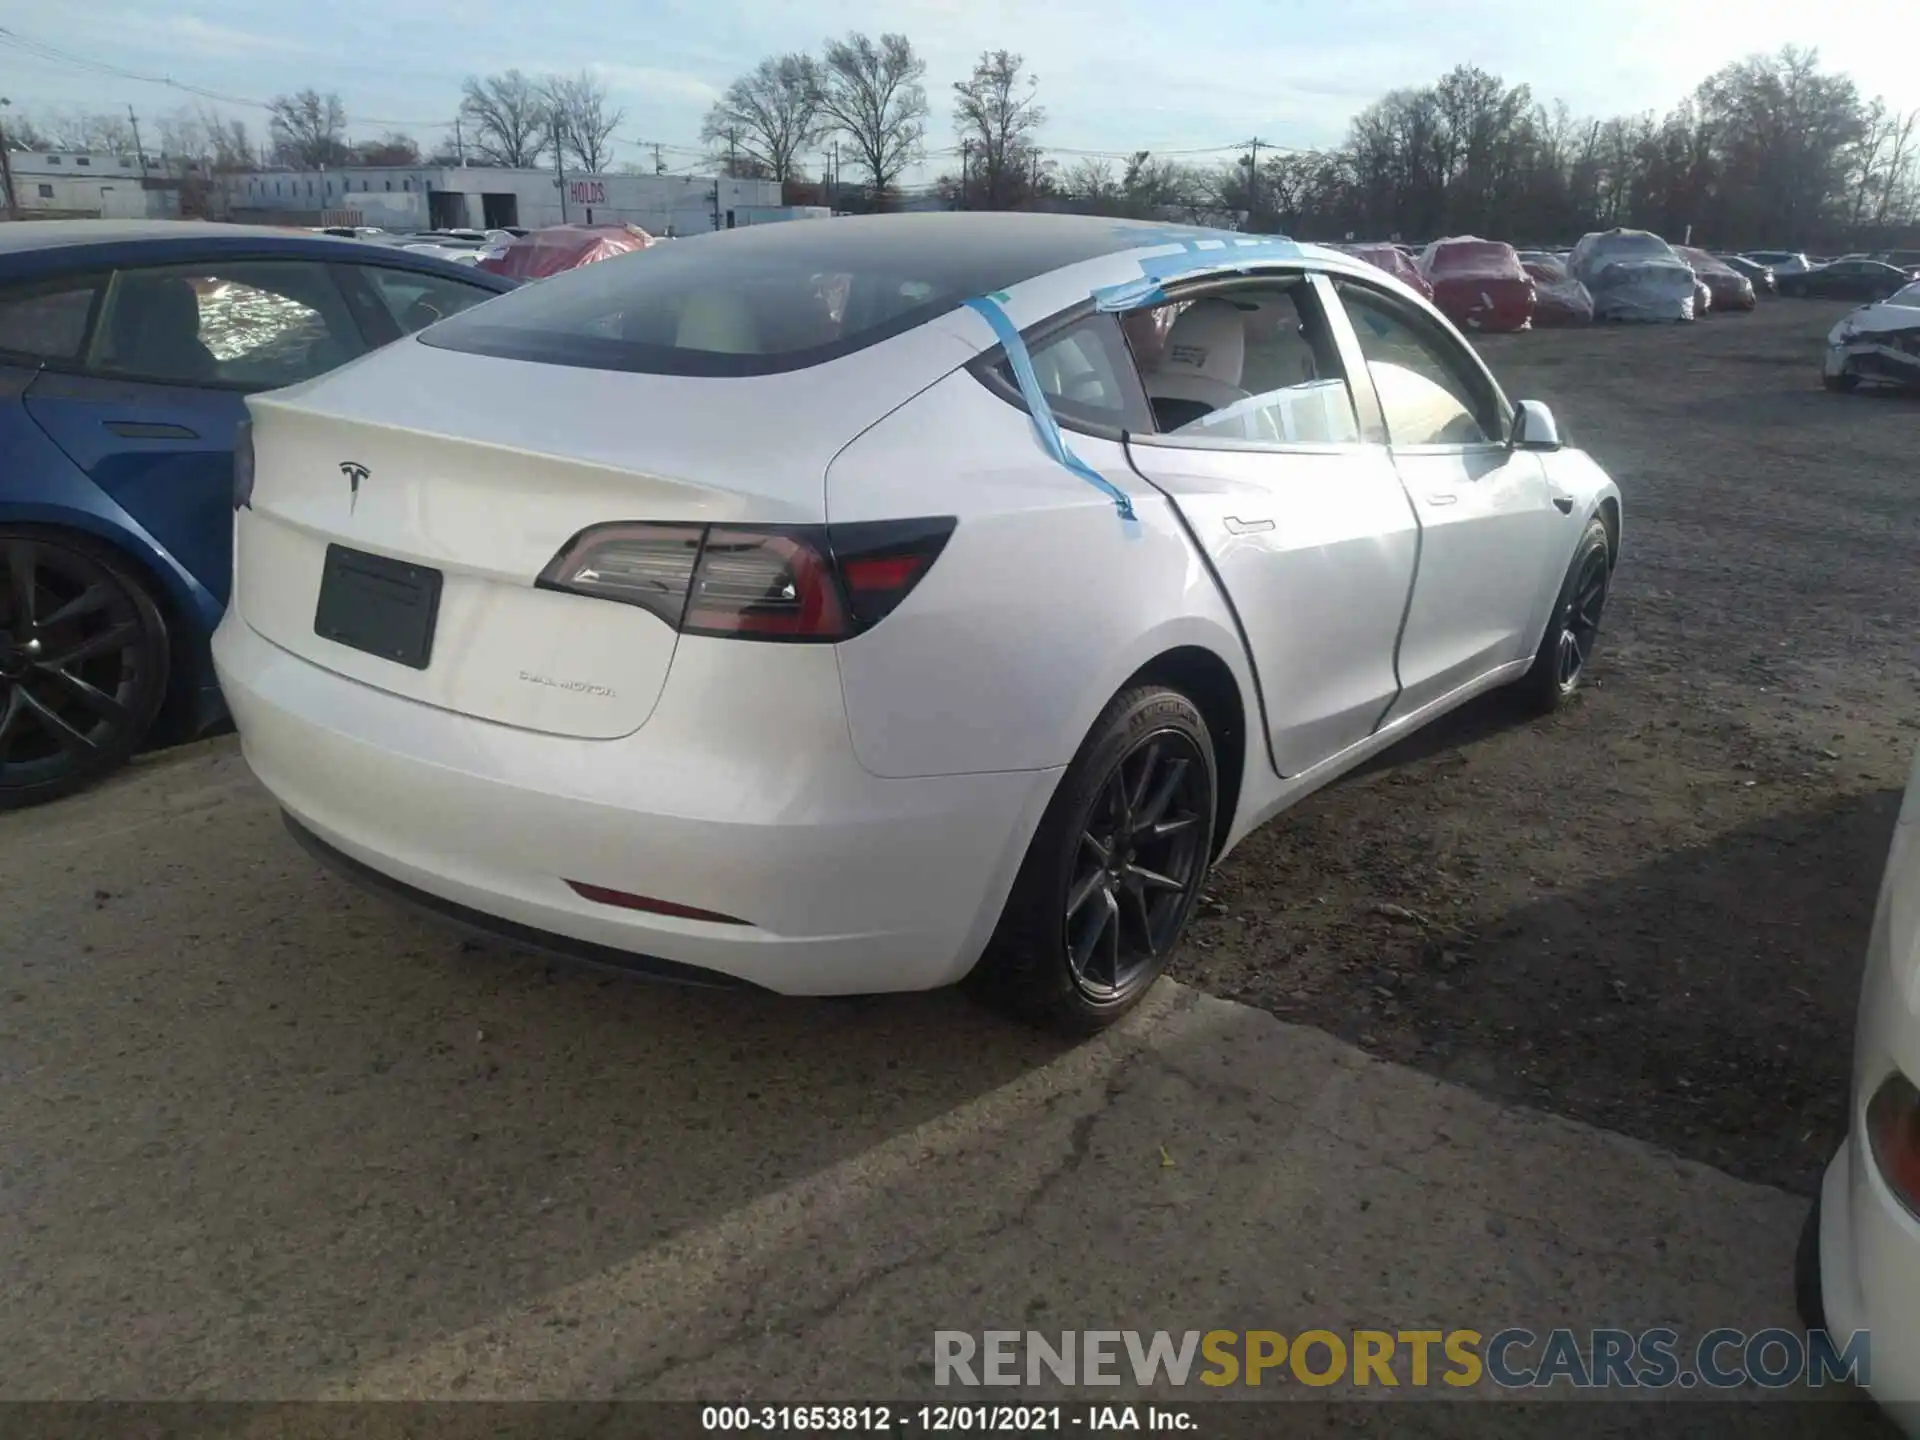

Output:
xmin=1157 ymin=300 xmax=1245 ymax=387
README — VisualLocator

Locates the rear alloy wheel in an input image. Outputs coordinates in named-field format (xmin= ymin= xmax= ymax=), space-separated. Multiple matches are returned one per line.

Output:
xmin=1518 ymin=517 xmax=1610 ymax=714
xmin=969 ymin=686 xmax=1216 ymax=1033
xmin=0 ymin=531 xmax=170 ymax=810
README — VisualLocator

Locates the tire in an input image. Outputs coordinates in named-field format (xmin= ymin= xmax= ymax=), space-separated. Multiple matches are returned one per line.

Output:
xmin=968 ymin=685 xmax=1217 ymax=1034
xmin=1823 ymin=369 xmax=1859 ymax=393
xmin=1795 ymin=1194 xmax=1826 ymax=1332
xmin=1517 ymin=517 xmax=1611 ymax=715
xmin=0 ymin=529 xmax=170 ymax=810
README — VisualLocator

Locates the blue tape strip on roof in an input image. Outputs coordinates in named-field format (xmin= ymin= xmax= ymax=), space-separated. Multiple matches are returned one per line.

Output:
xmin=1092 ymin=231 xmax=1304 ymax=312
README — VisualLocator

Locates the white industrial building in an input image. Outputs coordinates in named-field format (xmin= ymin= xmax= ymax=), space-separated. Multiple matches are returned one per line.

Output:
xmin=3 ymin=151 xmax=180 ymax=219
xmin=221 ymin=165 xmax=807 ymax=235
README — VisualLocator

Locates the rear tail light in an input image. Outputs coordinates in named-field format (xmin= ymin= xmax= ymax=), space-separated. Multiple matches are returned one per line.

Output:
xmin=538 ymin=517 xmax=954 ymax=641
xmin=233 ymin=418 xmax=255 ymax=509
xmin=1867 ymin=1071 xmax=1920 ymax=1218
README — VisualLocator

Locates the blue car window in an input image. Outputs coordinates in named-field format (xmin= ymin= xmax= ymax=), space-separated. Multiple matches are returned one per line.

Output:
xmin=0 ymin=277 xmax=102 ymax=362
xmin=86 ymin=261 xmax=365 ymax=391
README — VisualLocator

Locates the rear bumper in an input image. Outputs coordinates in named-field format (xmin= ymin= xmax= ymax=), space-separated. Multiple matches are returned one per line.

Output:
xmin=1820 ymin=1141 xmax=1920 ymax=1429
xmin=213 ymin=612 xmax=1062 ymax=995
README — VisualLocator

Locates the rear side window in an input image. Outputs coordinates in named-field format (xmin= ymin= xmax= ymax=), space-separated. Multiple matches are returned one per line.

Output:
xmin=989 ymin=314 xmax=1152 ymax=432
xmin=359 ymin=265 xmax=500 ymax=335
xmin=0 ymin=277 xmax=102 ymax=362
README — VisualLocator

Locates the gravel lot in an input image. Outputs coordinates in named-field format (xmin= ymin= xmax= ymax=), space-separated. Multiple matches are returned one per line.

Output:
xmin=1181 ymin=297 xmax=1920 ymax=1195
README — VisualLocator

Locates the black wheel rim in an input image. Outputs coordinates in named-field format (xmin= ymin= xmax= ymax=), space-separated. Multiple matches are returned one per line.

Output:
xmin=1062 ymin=731 xmax=1210 ymax=1001
xmin=1554 ymin=547 xmax=1610 ymax=690
xmin=0 ymin=539 xmax=148 ymax=788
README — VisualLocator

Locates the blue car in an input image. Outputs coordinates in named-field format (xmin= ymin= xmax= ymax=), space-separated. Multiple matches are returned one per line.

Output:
xmin=0 ymin=221 xmax=517 ymax=808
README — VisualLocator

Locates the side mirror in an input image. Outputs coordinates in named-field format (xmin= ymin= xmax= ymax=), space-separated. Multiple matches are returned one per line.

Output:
xmin=1511 ymin=398 xmax=1563 ymax=452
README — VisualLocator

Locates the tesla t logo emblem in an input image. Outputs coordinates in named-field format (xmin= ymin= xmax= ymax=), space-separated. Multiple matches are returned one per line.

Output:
xmin=340 ymin=461 xmax=369 ymax=511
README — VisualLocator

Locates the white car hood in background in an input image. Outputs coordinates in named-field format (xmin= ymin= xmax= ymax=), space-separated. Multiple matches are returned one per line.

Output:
xmin=1830 ymin=294 xmax=1920 ymax=343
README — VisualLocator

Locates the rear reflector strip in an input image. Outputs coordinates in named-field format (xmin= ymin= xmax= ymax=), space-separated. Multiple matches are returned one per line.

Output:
xmin=565 ymin=880 xmax=750 ymax=926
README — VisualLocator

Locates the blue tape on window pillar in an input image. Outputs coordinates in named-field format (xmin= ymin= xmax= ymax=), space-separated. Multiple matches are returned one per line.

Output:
xmin=1091 ymin=232 xmax=1304 ymax=313
xmin=964 ymin=295 xmax=1136 ymax=522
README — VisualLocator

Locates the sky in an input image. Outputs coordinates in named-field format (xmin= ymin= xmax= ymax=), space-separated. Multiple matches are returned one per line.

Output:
xmin=3 ymin=0 xmax=1918 ymax=182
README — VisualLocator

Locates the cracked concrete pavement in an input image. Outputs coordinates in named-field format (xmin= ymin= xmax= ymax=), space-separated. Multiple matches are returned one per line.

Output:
xmin=0 ymin=736 xmax=1878 ymax=1428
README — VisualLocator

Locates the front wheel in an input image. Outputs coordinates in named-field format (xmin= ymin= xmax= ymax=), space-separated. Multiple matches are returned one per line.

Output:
xmin=1517 ymin=517 xmax=1611 ymax=714
xmin=0 ymin=530 xmax=171 ymax=809
xmin=969 ymin=686 xmax=1216 ymax=1034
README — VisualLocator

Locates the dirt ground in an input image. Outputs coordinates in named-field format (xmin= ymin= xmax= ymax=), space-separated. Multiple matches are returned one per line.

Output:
xmin=1178 ymin=297 xmax=1920 ymax=1197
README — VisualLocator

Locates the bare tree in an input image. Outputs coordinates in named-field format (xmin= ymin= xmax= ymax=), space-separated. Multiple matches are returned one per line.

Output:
xmin=458 ymin=72 xmax=551 ymax=168
xmin=268 ymin=90 xmax=349 ymax=168
xmin=701 ymin=54 xmax=823 ymax=183
xmin=817 ymin=32 xmax=928 ymax=202
xmin=951 ymin=50 xmax=1045 ymax=209
xmin=29 ymin=109 xmax=135 ymax=153
xmin=355 ymin=132 xmax=421 ymax=167
xmin=543 ymin=71 xmax=622 ymax=174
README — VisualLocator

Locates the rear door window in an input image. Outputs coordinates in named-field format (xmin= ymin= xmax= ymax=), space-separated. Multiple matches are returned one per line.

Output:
xmin=988 ymin=314 xmax=1153 ymax=432
xmin=358 ymin=265 xmax=502 ymax=335
xmin=87 ymin=261 xmax=367 ymax=390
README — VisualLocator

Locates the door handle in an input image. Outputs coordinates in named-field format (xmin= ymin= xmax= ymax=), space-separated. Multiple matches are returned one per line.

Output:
xmin=1223 ymin=515 xmax=1275 ymax=535
xmin=106 ymin=420 xmax=200 ymax=439
xmin=1551 ymin=495 xmax=1575 ymax=514
xmin=1425 ymin=491 xmax=1458 ymax=506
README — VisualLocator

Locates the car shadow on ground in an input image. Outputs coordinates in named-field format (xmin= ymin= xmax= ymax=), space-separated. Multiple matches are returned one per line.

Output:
xmin=0 ymin=748 xmax=1088 ymax=1394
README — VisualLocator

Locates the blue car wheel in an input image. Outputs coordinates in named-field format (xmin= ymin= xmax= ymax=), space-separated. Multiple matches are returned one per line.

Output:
xmin=1 ymin=528 xmax=171 ymax=808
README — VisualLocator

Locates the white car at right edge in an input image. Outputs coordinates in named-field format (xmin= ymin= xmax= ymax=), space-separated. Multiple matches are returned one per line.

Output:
xmin=1804 ymin=744 xmax=1920 ymax=1434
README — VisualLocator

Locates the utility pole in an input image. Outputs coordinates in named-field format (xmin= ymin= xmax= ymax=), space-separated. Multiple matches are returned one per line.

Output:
xmin=128 ymin=106 xmax=148 ymax=179
xmin=710 ymin=179 xmax=720 ymax=232
xmin=0 ymin=98 xmax=19 ymax=220
xmin=960 ymin=139 xmax=972 ymax=209
xmin=454 ymin=115 xmax=465 ymax=167
xmin=652 ymin=141 xmax=663 ymax=175
xmin=1242 ymin=136 xmax=1266 ymax=227
xmin=553 ymin=117 xmax=569 ymax=222
xmin=726 ymin=127 xmax=738 ymax=178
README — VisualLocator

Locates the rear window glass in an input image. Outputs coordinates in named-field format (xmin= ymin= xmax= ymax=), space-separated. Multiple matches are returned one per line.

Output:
xmin=417 ymin=215 xmax=1164 ymax=377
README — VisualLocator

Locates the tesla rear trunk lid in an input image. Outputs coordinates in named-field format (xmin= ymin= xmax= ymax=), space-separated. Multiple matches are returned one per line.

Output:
xmin=236 ymin=333 xmax=970 ymax=739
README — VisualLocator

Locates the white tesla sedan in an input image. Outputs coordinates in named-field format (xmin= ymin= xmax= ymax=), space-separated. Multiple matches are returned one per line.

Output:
xmin=1804 ymin=747 xmax=1920 ymax=1432
xmin=213 ymin=213 xmax=1622 ymax=1031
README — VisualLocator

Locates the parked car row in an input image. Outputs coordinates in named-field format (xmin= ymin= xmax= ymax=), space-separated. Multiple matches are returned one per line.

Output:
xmin=1338 ymin=229 xmax=1918 ymax=332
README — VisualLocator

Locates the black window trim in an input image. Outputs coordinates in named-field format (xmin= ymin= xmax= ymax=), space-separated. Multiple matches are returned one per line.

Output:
xmin=1328 ymin=272 xmax=1515 ymax=451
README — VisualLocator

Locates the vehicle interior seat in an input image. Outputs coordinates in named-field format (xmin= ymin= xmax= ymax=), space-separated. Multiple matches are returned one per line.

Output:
xmin=1142 ymin=299 xmax=1250 ymax=431
xmin=104 ymin=276 xmax=216 ymax=381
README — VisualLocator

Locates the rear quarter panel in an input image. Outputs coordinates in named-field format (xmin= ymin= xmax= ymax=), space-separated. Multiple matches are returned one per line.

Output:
xmin=826 ymin=362 xmax=1258 ymax=780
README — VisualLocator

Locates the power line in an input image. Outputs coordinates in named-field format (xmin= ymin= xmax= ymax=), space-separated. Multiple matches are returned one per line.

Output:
xmin=0 ymin=26 xmax=457 ymax=128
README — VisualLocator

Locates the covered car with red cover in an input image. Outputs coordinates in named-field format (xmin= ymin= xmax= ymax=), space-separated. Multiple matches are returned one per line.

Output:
xmin=476 ymin=223 xmax=654 ymax=279
xmin=1677 ymin=246 xmax=1756 ymax=312
xmin=1417 ymin=237 xmax=1535 ymax=332
xmin=1338 ymin=243 xmax=1433 ymax=300
xmin=1519 ymin=256 xmax=1594 ymax=325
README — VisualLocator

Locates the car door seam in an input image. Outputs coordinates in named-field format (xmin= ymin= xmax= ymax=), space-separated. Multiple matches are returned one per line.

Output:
xmin=1120 ymin=436 xmax=1283 ymax=780
xmin=1372 ymin=442 xmax=1425 ymax=734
